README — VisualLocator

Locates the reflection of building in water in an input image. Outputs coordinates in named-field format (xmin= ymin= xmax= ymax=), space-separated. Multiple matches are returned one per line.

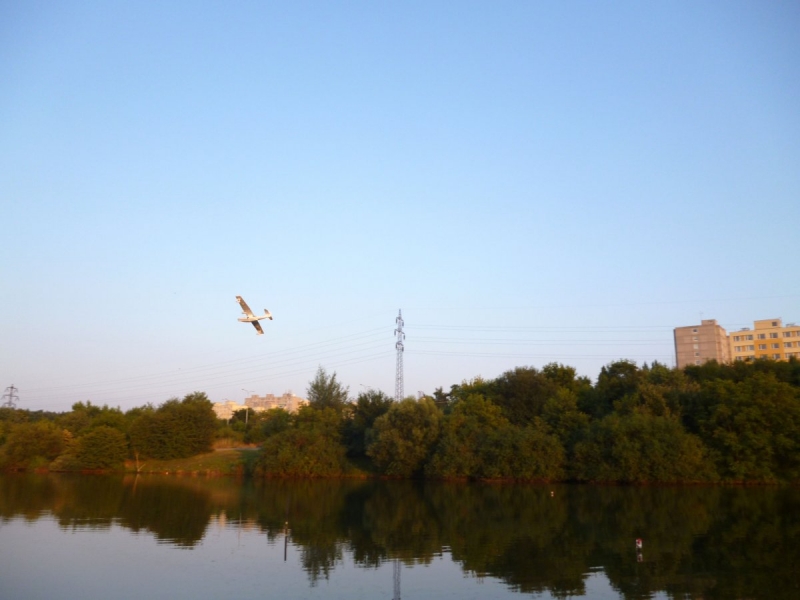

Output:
xmin=209 ymin=512 xmax=261 ymax=532
xmin=212 ymin=392 xmax=308 ymax=420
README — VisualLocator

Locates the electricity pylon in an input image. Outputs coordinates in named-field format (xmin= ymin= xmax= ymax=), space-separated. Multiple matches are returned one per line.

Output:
xmin=393 ymin=310 xmax=404 ymax=599
xmin=394 ymin=310 xmax=404 ymax=402
xmin=2 ymin=384 xmax=19 ymax=408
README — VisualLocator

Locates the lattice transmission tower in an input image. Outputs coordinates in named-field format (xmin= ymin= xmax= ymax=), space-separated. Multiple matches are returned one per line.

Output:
xmin=394 ymin=310 xmax=405 ymax=402
xmin=2 ymin=384 xmax=20 ymax=408
xmin=392 ymin=309 xmax=405 ymax=599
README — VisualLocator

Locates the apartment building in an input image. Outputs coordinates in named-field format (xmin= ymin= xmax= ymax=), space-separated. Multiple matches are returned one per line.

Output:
xmin=673 ymin=319 xmax=731 ymax=368
xmin=244 ymin=392 xmax=308 ymax=413
xmin=730 ymin=318 xmax=800 ymax=362
xmin=212 ymin=392 xmax=308 ymax=420
xmin=213 ymin=400 xmax=246 ymax=420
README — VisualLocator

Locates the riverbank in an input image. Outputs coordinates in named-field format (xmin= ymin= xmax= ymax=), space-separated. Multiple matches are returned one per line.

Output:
xmin=124 ymin=448 xmax=260 ymax=476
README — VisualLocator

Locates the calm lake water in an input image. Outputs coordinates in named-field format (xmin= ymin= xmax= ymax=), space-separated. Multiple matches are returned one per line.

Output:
xmin=0 ymin=474 xmax=798 ymax=599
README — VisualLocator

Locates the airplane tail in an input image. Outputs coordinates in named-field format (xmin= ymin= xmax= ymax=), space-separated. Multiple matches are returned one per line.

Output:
xmin=264 ymin=309 xmax=273 ymax=320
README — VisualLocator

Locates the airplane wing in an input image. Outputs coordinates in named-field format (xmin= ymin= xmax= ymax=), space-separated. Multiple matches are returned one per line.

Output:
xmin=252 ymin=320 xmax=264 ymax=335
xmin=236 ymin=296 xmax=256 ymax=317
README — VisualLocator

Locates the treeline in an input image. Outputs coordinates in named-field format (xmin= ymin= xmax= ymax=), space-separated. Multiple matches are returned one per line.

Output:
xmin=2 ymin=358 xmax=800 ymax=482
xmin=250 ymin=359 xmax=800 ymax=483
xmin=0 ymin=392 xmax=217 ymax=471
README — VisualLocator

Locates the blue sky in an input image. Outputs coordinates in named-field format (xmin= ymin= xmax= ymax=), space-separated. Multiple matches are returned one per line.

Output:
xmin=2 ymin=1 xmax=799 ymax=411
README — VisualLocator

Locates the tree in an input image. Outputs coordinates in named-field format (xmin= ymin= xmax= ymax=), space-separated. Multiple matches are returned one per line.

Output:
xmin=581 ymin=360 xmax=644 ymax=419
xmin=695 ymin=373 xmax=800 ymax=482
xmin=541 ymin=388 xmax=590 ymax=453
xmin=613 ymin=381 xmax=676 ymax=418
xmin=256 ymin=406 xmax=347 ymax=477
xmin=342 ymin=389 xmax=393 ymax=457
xmin=307 ymin=367 xmax=350 ymax=413
xmin=477 ymin=363 xmax=590 ymax=427
xmin=58 ymin=401 xmax=127 ymax=436
xmin=367 ymin=398 xmax=442 ymax=477
xmin=487 ymin=366 xmax=559 ymax=426
xmin=247 ymin=407 xmax=293 ymax=444
xmin=426 ymin=394 xmax=509 ymax=478
xmin=572 ymin=413 xmax=715 ymax=483
xmin=0 ymin=421 xmax=66 ymax=470
xmin=479 ymin=420 xmax=566 ymax=481
xmin=128 ymin=392 xmax=216 ymax=460
xmin=74 ymin=426 xmax=128 ymax=469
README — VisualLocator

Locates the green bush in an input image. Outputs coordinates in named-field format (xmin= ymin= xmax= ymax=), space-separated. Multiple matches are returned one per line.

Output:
xmin=426 ymin=394 xmax=509 ymax=478
xmin=129 ymin=392 xmax=216 ymax=460
xmin=75 ymin=426 xmax=129 ymax=469
xmin=479 ymin=421 xmax=565 ymax=481
xmin=694 ymin=373 xmax=800 ymax=482
xmin=367 ymin=398 xmax=442 ymax=477
xmin=0 ymin=421 xmax=66 ymax=470
xmin=573 ymin=413 xmax=716 ymax=483
xmin=256 ymin=407 xmax=347 ymax=477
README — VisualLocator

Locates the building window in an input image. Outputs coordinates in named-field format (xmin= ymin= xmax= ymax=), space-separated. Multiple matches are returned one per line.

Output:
xmin=748 ymin=345 xmax=755 ymax=350
xmin=785 ymin=343 xmax=793 ymax=348
xmin=773 ymin=354 xmax=782 ymax=359
xmin=758 ymin=334 xmax=766 ymax=339
xmin=759 ymin=344 xmax=767 ymax=350
xmin=772 ymin=321 xmax=779 ymax=326
xmin=695 ymin=360 xmax=701 ymax=365
xmin=784 ymin=332 xmax=792 ymax=338
xmin=747 ymin=335 xmax=754 ymax=340
xmin=770 ymin=333 xmax=779 ymax=339
xmin=772 ymin=343 xmax=780 ymax=349
xmin=692 ymin=328 xmax=698 ymax=333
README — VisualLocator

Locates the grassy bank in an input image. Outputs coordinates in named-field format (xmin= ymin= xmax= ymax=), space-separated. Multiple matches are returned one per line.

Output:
xmin=124 ymin=448 xmax=260 ymax=476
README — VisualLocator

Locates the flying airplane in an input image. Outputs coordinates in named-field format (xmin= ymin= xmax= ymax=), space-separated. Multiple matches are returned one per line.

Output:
xmin=236 ymin=296 xmax=273 ymax=335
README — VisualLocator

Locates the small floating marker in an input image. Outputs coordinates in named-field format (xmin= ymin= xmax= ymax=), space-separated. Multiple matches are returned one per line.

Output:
xmin=635 ymin=538 xmax=643 ymax=550
xmin=550 ymin=491 xmax=555 ymax=497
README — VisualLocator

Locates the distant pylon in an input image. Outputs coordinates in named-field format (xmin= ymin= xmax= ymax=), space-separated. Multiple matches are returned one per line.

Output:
xmin=2 ymin=384 xmax=20 ymax=409
xmin=394 ymin=310 xmax=405 ymax=402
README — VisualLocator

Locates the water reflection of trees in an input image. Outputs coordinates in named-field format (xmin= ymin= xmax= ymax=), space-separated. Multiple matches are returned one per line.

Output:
xmin=0 ymin=474 xmax=216 ymax=546
xmin=2 ymin=475 xmax=800 ymax=599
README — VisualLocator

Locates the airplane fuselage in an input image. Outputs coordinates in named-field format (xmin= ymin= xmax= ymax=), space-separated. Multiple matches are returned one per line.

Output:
xmin=238 ymin=315 xmax=271 ymax=323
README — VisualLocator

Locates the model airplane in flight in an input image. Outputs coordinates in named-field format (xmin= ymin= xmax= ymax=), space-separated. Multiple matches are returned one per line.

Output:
xmin=236 ymin=296 xmax=273 ymax=335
